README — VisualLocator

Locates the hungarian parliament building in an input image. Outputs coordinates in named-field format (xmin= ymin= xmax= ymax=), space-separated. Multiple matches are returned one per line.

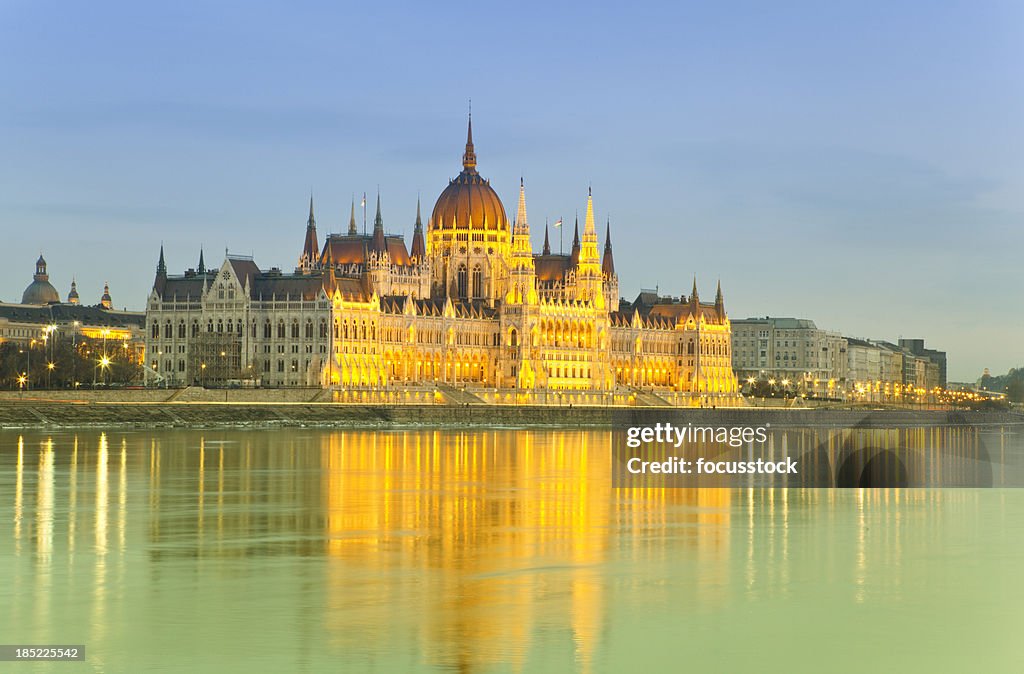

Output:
xmin=145 ymin=119 xmax=739 ymax=404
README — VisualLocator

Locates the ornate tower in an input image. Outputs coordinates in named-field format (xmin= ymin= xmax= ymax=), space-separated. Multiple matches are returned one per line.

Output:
xmin=508 ymin=178 xmax=537 ymax=305
xmin=68 ymin=278 xmax=80 ymax=304
xmin=575 ymin=188 xmax=605 ymax=307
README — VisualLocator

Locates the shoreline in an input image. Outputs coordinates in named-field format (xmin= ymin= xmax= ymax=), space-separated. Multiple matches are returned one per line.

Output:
xmin=0 ymin=401 xmax=1020 ymax=431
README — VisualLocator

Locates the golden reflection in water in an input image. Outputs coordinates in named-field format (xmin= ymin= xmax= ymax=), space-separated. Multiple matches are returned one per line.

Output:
xmin=14 ymin=435 xmax=24 ymax=554
xmin=92 ymin=432 xmax=110 ymax=648
xmin=34 ymin=437 xmax=54 ymax=634
xmin=317 ymin=430 xmax=731 ymax=673
xmin=69 ymin=436 xmax=78 ymax=562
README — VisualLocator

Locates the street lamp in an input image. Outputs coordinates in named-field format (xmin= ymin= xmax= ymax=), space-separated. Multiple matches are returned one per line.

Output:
xmin=47 ymin=361 xmax=55 ymax=389
xmin=97 ymin=355 xmax=111 ymax=386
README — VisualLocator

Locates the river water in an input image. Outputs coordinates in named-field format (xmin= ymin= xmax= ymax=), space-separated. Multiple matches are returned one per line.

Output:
xmin=1 ymin=427 xmax=1023 ymax=673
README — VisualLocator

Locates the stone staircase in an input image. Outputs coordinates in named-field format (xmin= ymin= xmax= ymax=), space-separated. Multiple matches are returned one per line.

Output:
xmin=433 ymin=383 xmax=486 ymax=406
xmin=629 ymin=387 xmax=673 ymax=407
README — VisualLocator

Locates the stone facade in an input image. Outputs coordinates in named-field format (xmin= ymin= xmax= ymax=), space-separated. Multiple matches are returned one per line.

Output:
xmin=145 ymin=121 xmax=740 ymax=402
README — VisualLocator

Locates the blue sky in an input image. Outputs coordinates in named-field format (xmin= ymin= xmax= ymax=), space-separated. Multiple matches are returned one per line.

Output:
xmin=1 ymin=0 xmax=1021 ymax=379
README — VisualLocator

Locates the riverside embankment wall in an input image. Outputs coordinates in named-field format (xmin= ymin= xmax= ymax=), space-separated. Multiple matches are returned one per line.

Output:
xmin=0 ymin=401 xmax=1019 ymax=430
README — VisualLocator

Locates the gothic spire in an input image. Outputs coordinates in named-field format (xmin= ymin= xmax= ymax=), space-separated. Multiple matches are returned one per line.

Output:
xmin=348 ymin=196 xmax=357 ymax=236
xmin=715 ymin=279 xmax=725 ymax=315
xmin=515 ymin=177 xmax=528 ymax=234
xmin=580 ymin=187 xmax=599 ymax=265
xmin=690 ymin=276 xmax=700 ymax=309
xmin=157 ymin=244 xmax=167 ymax=275
xmin=570 ymin=215 xmax=581 ymax=266
xmin=300 ymin=193 xmax=320 ymax=271
xmin=371 ymin=191 xmax=386 ymax=252
xmin=197 ymin=248 xmax=206 ymax=274
xmin=411 ymin=196 xmax=426 ymax=260
xmin=542 ymin=220 xmax=551 ymax=255
xmin=602 ymin=219 xmax=615 ymax=277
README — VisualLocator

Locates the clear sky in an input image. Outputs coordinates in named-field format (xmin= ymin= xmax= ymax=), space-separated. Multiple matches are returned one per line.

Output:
xmin=1 ymin=0 xmax=1021 ymax=380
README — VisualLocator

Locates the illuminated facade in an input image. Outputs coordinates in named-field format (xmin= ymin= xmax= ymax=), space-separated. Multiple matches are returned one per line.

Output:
xmin=145 ymin=119 xmax=739 ymax=402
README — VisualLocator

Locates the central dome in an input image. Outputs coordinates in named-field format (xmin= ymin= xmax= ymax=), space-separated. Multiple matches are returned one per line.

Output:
xmin=429 ymin=118 xmax=509 ymax=232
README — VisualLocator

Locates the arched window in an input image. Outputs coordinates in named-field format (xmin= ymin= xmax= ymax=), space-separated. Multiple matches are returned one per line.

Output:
xmin=207 ymin=320 xmax=214 ymax=333
xmin=264 ymin=320 xmax=272 ymax=339
xmin=192 ymin=321 xmax=200 ymax=337
xmin=164 ymin=321 xmax=172 ymax=338
xmin=304 ymin=320 xmax=313 ymax=339
xmin=471 ymin=265 xmax=483 ymax=299
xmin=319 ymin=320 xmax=328 ymax=339
xmin=456 ymin=265 xmax=468 ymax=299
xmin=178 ymin=321 xmax=186 ymax=338
xmin=277 ymin=320 xmax=286 ymax=339
xmin=151 ymin=322 xmax=159 ymax=339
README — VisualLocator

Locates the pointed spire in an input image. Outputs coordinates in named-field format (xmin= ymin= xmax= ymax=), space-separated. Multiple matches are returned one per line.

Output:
xmin=715 ymin=279 xmax=725 ymax=315
xmin=602 ymin=219 xmax=615 ymax=277
xmin=462 ymin=106 xmax=477 ymax=173
xmin=197 ymin=248 xmax=206 ymax=274
xmin=348 ymin=196 xmax=358 ymax=236
xmin=542 ymin=220 xmax=551 ymax=255
xmin=300 ymin=194 xmax=320 ymax=271
xmin=690 ymin=276 xmax=700 ymax=308
xmin=157 ymin=244 xmax=167 ymax=275
xmin=515 ymin=177 xmax=528 ymax=233
xmin=371 ymin=191 xmax=386 ymax=252
xmin=411 ymin=196 xmax=426 ymax=260
xmin=570 ymin=215 xmax=581 ymax=266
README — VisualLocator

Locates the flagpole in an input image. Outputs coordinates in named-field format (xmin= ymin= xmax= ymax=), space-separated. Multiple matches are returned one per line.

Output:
xmin=559 ymin=216 xmax=563 ymax=255
xmin=362 ymin=192 xmax=366 ymax=235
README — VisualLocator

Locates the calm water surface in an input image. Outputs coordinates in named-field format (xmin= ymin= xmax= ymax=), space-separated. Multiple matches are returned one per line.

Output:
xmin=1 ymin=428 xmax=1023 ymax=673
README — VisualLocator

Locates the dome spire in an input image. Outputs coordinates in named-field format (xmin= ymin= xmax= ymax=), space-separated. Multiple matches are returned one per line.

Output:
xmin=462 ymin=103 xmax=477 ymax=173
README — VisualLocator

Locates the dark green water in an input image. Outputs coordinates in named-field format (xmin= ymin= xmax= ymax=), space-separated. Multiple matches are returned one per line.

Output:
xmin=1 ymin=428 xmax=1022 ymax=673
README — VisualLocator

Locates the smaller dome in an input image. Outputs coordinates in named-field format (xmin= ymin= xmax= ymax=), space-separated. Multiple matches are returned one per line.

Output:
xmin=22 ymin=280 xmax=60 ymax=305
xmin=22 ymin=253 xmax=60 ymax=304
